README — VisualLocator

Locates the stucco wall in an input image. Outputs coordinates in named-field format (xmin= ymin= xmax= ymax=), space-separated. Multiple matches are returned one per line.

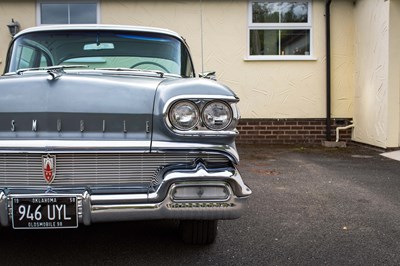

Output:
xmin=389 ymin=0 xmax=400 ymax=147
xmin=330 ymin=0 xmax=355 ymax=119
xmin=354 ymin=0 xmax=399 ymax=148
xmin=0 ymin=1 xmax=36 ymax=73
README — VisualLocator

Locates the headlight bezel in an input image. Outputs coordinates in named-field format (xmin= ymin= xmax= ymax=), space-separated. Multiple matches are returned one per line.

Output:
xmin=165 ymin=95 xmax=239 ymax=136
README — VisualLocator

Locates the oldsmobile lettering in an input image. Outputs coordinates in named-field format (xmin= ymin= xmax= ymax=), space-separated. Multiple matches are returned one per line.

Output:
xmin=32 ymin=120 xmax=37 ymax=132
xmin=6 ymin=119 xmax=131 ymax=133
xmin=57 ymin=119 xmax=62 ymax=132
xmin=80 ymin=120 xmax=84 ymax=132
xmin=0 ymin=24 xmax=251 ymax=244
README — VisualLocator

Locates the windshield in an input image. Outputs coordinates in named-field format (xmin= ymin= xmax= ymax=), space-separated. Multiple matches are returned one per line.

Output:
xmin=7 ymin=30 xmax=195 ymax=77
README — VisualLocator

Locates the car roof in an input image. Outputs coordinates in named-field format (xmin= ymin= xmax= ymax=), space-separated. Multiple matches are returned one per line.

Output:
xmin=14 ymin=24 xmax=184 ymax=41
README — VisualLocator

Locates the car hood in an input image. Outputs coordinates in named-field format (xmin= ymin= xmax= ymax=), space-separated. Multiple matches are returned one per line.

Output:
xmin=0 ymin=73 xmax=165 ymax=151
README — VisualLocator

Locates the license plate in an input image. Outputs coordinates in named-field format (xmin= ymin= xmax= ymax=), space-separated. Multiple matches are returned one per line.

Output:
xmin=12 ymin=196 xmax=78 ymax=229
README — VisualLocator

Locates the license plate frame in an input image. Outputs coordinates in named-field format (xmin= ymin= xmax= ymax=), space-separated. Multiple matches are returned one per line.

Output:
xmin=11 ymin=196 xmax=78 ymax=229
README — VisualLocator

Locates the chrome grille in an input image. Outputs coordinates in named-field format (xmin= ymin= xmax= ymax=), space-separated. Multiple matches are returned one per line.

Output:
xmin=0 ymin=153 xmax=229 ymax=187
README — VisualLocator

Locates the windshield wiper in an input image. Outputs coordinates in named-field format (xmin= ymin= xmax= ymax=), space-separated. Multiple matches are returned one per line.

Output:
xmin=96 ymin=67 xmax=165 ymax=78
xmin=16 ymin=65 xmax=89 ymax=75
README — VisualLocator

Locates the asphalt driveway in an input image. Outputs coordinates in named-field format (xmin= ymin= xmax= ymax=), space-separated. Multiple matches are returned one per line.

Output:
xmin=1 ymin=144 xmax=400 ymax=266
xmin=235 ymin=144 xmax=400 ymax=265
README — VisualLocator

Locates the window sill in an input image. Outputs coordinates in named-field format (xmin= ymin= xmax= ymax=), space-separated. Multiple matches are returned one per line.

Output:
xmin=244 ymin=56 xmax=318 ymax=61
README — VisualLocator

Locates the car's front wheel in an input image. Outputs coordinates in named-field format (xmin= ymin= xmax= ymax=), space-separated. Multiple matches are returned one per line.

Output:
xmin=179 ymin=220 xmax=218 ymax=244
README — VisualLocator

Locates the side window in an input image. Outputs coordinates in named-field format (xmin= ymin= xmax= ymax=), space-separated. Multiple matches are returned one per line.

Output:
xmin=13 ymin=45 xmax=50 ymax=70
xmin=40 ymin=54 xmax=51 ymax=67
xmin=15 ymin=46 xmax=36 ymax=69
xmin=248 ymin=0 xmax=312 ymax=60
xmin=37 ymin=1 xmax=99 ymax=24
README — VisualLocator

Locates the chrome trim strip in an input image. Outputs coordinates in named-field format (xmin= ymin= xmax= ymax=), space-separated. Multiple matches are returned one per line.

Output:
xmin=82 ymin=191 xmax=91 ymax=226
xmin=167 ymin=129 xmax=239 ymax=137
xmin=90 ymin=194 xmax=149 ymax=202
xmin=151 ymin=141 xmax=240 ymax=163
xmin=0 ymin=191 xmax=8 ymax=226
xmin=89 ymin=198 xmax=246 ymax=222
xmin=160 ymin=163 xmax=252 ymax=198
xmin=0 ymin=140 xmax=150 ymax=153
xmin=163 ymin=94 xmax=239 ymax=114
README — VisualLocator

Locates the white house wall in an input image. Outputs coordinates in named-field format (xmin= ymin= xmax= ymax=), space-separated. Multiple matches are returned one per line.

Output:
xmin=330 ymin=0 xmax=355 ymax=120
xmin=354 ymin=0 xmax=399 ymax=148
xmin=389 ymin=0 xmax=400 ymax=147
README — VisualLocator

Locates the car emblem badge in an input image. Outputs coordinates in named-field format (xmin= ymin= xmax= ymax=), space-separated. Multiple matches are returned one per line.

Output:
xmin=42 ymin=154 xmax=56 ymax=184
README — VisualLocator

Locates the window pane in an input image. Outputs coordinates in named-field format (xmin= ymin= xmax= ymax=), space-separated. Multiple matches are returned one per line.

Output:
xmin=40 ymin=54 xmax=50 ymax=67
xmin=70 ymin=4 xmax=97 ymax=24
xmin=281 ymin=30 xmax=310 ymax=55
xmin=250 ymin=30 xmax=279 ymax=55
xmin=281 ymin=2 xmax=308 ymax=23
xmin=252 ymin=1 xmax=308 ymax=24
xmin=41 ymin=4 xmax=69 ymax=24
xmin=252 ymin=2 xmax=280 ymax=23
xmin=15 ymin=46 xmax=35 ymax=69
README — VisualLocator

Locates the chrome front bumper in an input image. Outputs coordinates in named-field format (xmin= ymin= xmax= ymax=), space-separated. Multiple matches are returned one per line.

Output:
xmin=0 ymin=163 xmax=251 ymax=227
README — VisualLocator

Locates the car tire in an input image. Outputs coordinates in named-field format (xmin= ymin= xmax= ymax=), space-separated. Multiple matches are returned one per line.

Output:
xmin=179 ymin=220 xmax=218 ymax=244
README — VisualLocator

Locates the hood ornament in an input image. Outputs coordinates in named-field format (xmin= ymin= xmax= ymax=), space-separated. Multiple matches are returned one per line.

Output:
xmin=42 ymin=154 xmax=56 ymax=184
xmin=47 ymin=69 xmax=64 ymax=80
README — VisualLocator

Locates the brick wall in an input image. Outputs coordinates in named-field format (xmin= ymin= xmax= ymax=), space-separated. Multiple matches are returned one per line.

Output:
xmin=236 ymin=118 xmax=353 ymax=145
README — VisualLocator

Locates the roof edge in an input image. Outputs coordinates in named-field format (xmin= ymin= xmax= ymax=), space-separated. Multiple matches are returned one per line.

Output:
xmin=14 ymin=24 xmax=183 ymax=40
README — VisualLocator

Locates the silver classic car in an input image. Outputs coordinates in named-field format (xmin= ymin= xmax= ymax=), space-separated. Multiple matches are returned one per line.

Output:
xmin=0 ymin=25 xmax=251 ymax=244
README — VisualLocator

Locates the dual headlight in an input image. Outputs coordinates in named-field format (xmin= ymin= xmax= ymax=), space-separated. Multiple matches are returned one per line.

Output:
xmin=168 ymin=100 xmax=234 ymax=131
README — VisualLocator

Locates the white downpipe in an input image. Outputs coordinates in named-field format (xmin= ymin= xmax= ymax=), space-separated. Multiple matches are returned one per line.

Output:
xmin=336 ymin=122 xmax=354 ymax=142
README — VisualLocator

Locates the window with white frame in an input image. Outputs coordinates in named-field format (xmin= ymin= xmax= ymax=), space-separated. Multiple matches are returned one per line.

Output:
xmin=248 ymin=0 xmax=312 ymax=59
xmin=37 ymin=1 xmax=99 ymax=24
